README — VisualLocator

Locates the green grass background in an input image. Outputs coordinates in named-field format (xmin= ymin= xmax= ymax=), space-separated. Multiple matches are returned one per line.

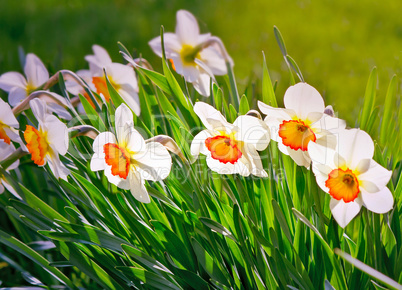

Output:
xmin=1 ymin=0 xmax=401 ymax=123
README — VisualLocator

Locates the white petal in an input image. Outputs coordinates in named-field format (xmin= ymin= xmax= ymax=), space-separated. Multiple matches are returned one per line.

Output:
xmin=47 ymin=102 xmax=72 ymax=120
xmin=24 ymin=53 xmax=49 ymax=88
xmin=0 ymin=72 xmax=27 ymax=92
xmin=128 ymin=170 xmax=150 ymax=203
xmin=0 ymin=141 xmax=17 ymax=161
xmin=92 ymin=132 xmax=116 ymax=154
xmin=115 ymin=103 xmax=134 ymax=143
xmin=90 ymin=154 xmax=107 ymax=172
xmin=358 ymin=160 xmax=392 ymax=193
xmin=149 ymin=33 xmax=182 ymax=57
xmin=92 ymin=45 xmax=112 ymax=64
xmin=0 ymin=99 xmax=18 ymax=128
xmin=355 ymin=159 xmax=371 ymax=174
xmin=47 ymin=152 xmax=70 ymax=181
xmin=330 ymin=197 xmax=362 ymax=228
xmin=104 ymin=164 xmax=125 ymax=186
xmin=306 ymin=112 xmax=324 ymax=124
xmin=192 ymin=72 xmax=211 ymax=97
xmin=190 ymin=130 xmax=212 ymax=159
xmin=169 ymin=54 xmax=184 ymax=75
xmin=206 ymin=154 xmax=250 ymax=176
xmin=2 ymin=180 xmax=21 ymax=199
xmin=243 ymin=146 xmax=268 ymax=177
xmin=175 ymin=10 xmax=200 ymax=45
xmin=314 ymin=133 xmax=338 ymax=152
xmin=85 ymin=45 xmax=112 ymax=71
xmin=257 ymin=101 xmax=295 ymax=141
xmin=336 ymin=128 xmax=374 ymax=169
xmin=264 ymin=117 xmax=284 ymax=143
xmin=29 ymin=98 xmax=47 ymax=124
xmin=7 ymin=156 xmax=20 ymax=171
xmin=119 ymin=85 xmax=141 ymax=116
xmin=283 ymin=83 xmax=325 ymax=119
xmin=9 ymin=87 xmax=28 ymax=107
xmin=193 ymin=102 xmax=229 ymax=132
xmin=107 ymin=63 xmax=138 ymax=89
xmin=288 ymin=148 xmax=311 ymax=168
xmin=181 ymin=65 xmax=200 ymax=83
xmin=233 ymin=115 xmax=270 ymax=151
xmin=277 ymin=140 xmax=290 ymax=156
xmin=308 ymin=141 xmax=337 ymax=169
xmin=0 ymin=183 xmax=3 ymax=194
xmin=125 ymin=127 xmax=146 ymax=153
xmin=4 ymin=127 xmax=22 ymax=144
xmin=45 ymin=115 xmax=68 ymax=155
xmin=199 ymin=46 xmax=227 ymax=75
xmin=135 ymin=142 xmax=172 ymax=181
xmin=314 ymin=114 xmax=347 ymax=132
xmin=258 ymin=101 xmax=295 ymax=120
xmin=361 ymin=187 xmax=394 ymax=214
xmin=311 ymin=163 xmax=331 ymax=193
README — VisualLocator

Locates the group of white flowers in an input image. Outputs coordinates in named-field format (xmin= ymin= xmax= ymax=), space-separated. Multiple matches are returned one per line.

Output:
xmin=0 ymin=10 xmax=394 ymax=228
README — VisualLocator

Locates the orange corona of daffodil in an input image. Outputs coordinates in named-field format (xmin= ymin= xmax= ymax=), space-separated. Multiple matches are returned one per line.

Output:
xmin=23 ymin=99 xmax=70 ymax=180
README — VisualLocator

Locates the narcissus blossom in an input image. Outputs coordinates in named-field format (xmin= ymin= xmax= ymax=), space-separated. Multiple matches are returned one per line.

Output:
xmin=0 ymin=53 xmax=49 ymax=107
xmin=23 ymin=99 xmax=70 ymax=180
xmin=0 ymin=98 xmax=21 ymax=145
xmin=66 ymin=45 xmax=140 ymax=115
xmin=149 ymin=10 xmax=232 ymax=97
xmin=191 ymin=102 xmax=270 ymax=177
xmin=90 ymin=104 xmax=172 ymax=203
xmin=87 ymin=45 xmax=140 ymax=115
xmin=0 ymin=141 xmax=20 ymax=197
xmin=309 ymin=129 xmax=394 ymax=228
xmin=258 ymin=82 xmax=346 ymax=168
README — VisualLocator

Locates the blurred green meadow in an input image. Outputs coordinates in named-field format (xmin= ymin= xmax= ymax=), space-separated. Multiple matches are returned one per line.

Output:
xmin=1 ymin=0 xmax=401 ymax=124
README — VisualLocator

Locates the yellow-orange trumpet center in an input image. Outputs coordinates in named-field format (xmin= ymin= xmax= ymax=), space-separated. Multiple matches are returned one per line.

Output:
xmin=205 ymin=135 xmax=242 ymax=164
xmin=325 ymin=168 xmax=360 ymax=203
xmin=0 ymin=124 xmax=11 ymax=145
xmin=104 ymin=143 xmax=131 ymax=179
xmin=279 ymin=119 xmax=316 ymax=151
xmin=180 ymin=44 xmax=201 ymax=66
xmin=24 ymin=125 xmax=49 ymax=166
xmin=92 ymin=77 xmax=120 ymax=103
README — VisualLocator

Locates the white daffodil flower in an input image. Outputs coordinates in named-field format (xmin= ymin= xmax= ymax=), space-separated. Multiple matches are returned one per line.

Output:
xmin=0 ymin=53 xmax=49 ymax=107
xmin=149 ymin=10 xmax=232 ymax=97
xmin=258 ymin=82 xmax=346 ymax=168
xmin=0 ymin=98 xmax=21 ymax=145
xmin=0 ymin=140 xmax=20 ymax=198
xmin=79 ymin=45 xmax=140 ymax=116
xmin=308 ymin=128 xmax=394 ymax=228
xmin=23 ymin=98 xmax=70 ymax=180
xmin=191 ymin=102 xmax=270 ymax=177
xmin=90 ymin=104 xmax=172 ymax=203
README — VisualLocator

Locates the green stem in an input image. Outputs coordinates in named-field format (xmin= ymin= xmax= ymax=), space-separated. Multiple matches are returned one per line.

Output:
xmin=226 ymin=61 xmax=240 ymax=111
